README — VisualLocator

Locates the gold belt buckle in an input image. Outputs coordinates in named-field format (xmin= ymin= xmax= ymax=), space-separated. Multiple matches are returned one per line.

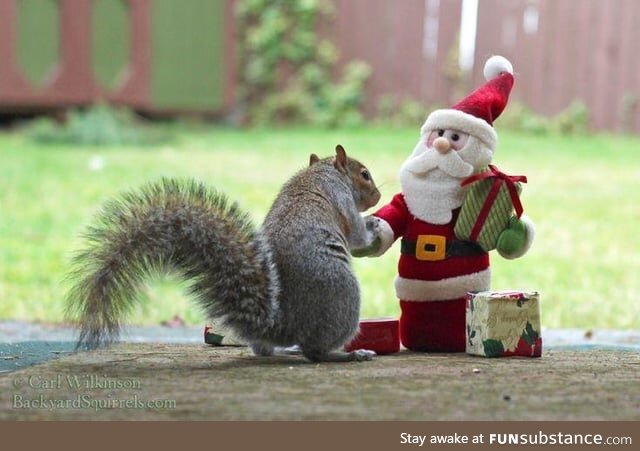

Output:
xmin=415 ymin=235 xmax=446 ymax=261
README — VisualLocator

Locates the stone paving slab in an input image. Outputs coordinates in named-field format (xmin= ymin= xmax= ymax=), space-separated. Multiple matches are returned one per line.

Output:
xmin=0 ymin=343 xmax=638 ymax=420
xmin=1 ymin=321 xmax=640 ymax=373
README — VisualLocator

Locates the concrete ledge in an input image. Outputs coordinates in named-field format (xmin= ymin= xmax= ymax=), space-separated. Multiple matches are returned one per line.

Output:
xmin=1 ymin=343 xmax=639 ymax=420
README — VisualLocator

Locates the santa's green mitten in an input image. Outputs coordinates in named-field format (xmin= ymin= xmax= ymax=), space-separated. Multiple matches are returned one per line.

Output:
xmin=496 ymin=215 xmax=535 ymax=259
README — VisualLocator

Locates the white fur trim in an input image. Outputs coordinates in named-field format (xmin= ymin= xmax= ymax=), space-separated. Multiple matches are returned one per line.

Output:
xmin=370 ymin=218 xmax=395 ymax=257
xmin=394 ymin=268 xmax=491 ymax=301
xmin=421 ymin=109 xmax=497 ymax=150
xmin=499 ymin=214 xmax=536 ymax=260
xmin=483 ymin=55 xmax=513 ymax=80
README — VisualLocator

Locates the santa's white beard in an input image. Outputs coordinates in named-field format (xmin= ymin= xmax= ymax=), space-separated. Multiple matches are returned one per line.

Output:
xmin=399 ymin=137 xmax=493 ymax=224
xmin=401 ymin=167 xmax=469 ymax=224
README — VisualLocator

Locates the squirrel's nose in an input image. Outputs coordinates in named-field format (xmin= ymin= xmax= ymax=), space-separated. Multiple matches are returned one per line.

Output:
xmin=433 ymin=137 xmax=451 ymax=154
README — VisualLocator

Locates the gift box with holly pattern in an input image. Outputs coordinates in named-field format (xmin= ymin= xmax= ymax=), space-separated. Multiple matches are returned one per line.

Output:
xmin=466 ymin=290 xmax=542 ymax=357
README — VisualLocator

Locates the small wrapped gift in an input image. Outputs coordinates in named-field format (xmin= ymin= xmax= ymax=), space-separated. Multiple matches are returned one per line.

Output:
xmin=466 ymin=290 xmax=542 ymax=357
xmin=455 ymin=165 xmax=526 ymax=252
xmin=204 ymin=320 xmax=245 ymax=346
xmin=344 ymin=317 xmax=400 ymax=355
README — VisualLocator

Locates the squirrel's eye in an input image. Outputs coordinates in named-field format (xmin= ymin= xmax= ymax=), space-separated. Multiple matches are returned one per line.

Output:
xmin=451 ymin=133 xmax=459 ymax=141
xmin=437 ymin=129 xmax=445 ymax=137
xmin=361 ymin=169 xmax=371 ymax=181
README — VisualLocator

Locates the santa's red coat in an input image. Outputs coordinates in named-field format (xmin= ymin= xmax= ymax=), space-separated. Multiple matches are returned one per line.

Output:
xmin=373 ymin=193 xmax=491 ymax=302
xmin=374 ymin=193 xmax=492 ymax=351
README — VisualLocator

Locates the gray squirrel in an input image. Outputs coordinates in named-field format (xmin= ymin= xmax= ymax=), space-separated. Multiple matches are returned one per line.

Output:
xmin=66 ymin=145 xmax=382 ymax=362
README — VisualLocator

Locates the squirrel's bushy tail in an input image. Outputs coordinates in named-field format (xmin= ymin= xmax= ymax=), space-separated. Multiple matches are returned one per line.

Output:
xmin=65 ymin=178 xmax=279 ymax=349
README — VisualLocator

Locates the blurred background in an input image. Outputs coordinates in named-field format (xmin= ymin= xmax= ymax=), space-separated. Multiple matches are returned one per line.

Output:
xmin=2 ymin=0 xmax=638 ymax=131
xmin=0 ymin=0 xmax=638 ymax=332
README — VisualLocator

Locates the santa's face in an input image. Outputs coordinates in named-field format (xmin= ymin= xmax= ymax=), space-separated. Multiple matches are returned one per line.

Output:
xmin=427 ymin=129 xmax=470 ymax=151
xmin=399 ymin=128 xmax=494 ymax=224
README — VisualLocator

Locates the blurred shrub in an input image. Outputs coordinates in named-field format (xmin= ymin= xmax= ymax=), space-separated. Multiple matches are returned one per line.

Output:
xmin=499 ymin=101 xmax=589 ymax=135
xmin=25 ymin=104 xmax=172 ymax=146
xmin=236 ymin=0 xmax=371 ymax=127
xmin=620 ymin=93 xmax=638 ymax=133
xmin=375 ymin=95 xmax=438 ymax=128
xmin=552 ymin=101 xmax=589 ymax=135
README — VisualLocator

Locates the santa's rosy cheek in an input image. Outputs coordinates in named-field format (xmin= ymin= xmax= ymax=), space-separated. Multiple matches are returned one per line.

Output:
xmin=450 ymin=134 xmax=469 ymax=150
xmin=425 ymin=131 xmax=438 ymax=148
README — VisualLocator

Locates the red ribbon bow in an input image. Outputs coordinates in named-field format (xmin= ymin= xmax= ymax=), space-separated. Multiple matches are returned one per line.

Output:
xmin=461 ymin=164 xmax=527 ymax=218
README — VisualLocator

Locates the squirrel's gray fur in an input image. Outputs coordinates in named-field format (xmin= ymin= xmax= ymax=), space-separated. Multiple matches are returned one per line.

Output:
xmin=66 ymin=145 xmax=381 ymax=362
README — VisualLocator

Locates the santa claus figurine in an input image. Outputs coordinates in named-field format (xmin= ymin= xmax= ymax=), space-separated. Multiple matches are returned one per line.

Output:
xmin=360 ymin=55 xmax=535 ymax=352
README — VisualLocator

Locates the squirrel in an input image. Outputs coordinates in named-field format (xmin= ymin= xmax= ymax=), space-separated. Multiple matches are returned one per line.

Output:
xmin=65 ymin=145 xmax=382 ymax=363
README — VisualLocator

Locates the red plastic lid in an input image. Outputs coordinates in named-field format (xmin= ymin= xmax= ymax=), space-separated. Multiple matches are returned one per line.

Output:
xmin=344 ymin=317 xmax=400 ymax=355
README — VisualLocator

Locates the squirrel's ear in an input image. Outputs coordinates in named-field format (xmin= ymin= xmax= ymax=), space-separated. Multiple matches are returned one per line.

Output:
xmin=309 ymin=153 xmax=320 ymax=166
xmin=334 ymin=145 xmax=348 ymax=173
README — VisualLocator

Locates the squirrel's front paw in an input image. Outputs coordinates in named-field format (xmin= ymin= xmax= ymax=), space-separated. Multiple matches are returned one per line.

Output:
xmin=349 ymin=349 xmax=376 ymax=361
xmin=496 ymin=215 xmax=535 ymax=259
xmin=351 ymin=237 xmax=381 ymax=258
xmin=365 ymin=215 xmax=382 ymax=234
xmin=351 ymin=216 xmax=383 ymax=257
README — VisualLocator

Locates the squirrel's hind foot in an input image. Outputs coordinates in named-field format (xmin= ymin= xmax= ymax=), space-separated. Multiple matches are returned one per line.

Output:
xmin=302 ymin=348 xmax=376 ymax=363
xmin=349 ymin=349 xmax=376 ymax=361
xmin=250 ymin=342 xmax=275 ymax=357
xmin=251 ymin=344 xmax=306 ymax=357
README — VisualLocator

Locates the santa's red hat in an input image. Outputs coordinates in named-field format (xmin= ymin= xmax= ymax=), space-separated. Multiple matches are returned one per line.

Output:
xmin=421 ymin=55 xmax=514 ymax=151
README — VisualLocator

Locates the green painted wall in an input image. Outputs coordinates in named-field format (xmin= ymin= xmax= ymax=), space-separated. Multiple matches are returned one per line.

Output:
xmin=17 ymin=0 xmax=60 ymax=86
xmin=92 ymin=0 xmax=131 ymax=89
xmin=150 ymin=0 xmax=226 ymax=110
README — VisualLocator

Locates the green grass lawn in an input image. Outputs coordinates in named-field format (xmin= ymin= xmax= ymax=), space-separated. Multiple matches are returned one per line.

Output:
xmin=1 ymin=125 xmax=638 ymax=330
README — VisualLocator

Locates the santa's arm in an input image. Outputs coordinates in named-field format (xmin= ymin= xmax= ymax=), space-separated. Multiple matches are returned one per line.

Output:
xmin=352 ymin=193 xmax=409 ymax=257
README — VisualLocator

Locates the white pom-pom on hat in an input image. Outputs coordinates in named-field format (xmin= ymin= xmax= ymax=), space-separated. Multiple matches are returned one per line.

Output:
xmin=483 ymin=55 xmax=513 ymax=81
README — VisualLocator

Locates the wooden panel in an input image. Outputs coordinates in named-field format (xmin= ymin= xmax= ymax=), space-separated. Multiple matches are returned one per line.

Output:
xmin=433 ymin=0 xmax=465 ymax=106
xmin=150 ymin=0 xmax=226 ymax=110
xmin=329 ymin=0 xmax=463 ymax=114
xmin=0 ymin=0 xmax=31 ymax=100
xmin=92 ymin=0 xmax=131 ymax=89
xmin=0 ymin=0 xmax=234 ymax=114
xmin=98 ymin=0 xmax=150 ymax=109
xmin=473 ymin=0 xmax=640 ymax=133
xmin=0 ymin=0 xmax=93 ymax=110
xmin=16 ymin=0 xmax=60 ymax=86
xmin=624 ymin=0 xmax=640 ymax=133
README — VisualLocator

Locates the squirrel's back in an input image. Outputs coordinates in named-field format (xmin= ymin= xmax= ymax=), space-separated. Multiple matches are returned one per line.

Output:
xmin=259 ymin=148 xmax=381 ymax=351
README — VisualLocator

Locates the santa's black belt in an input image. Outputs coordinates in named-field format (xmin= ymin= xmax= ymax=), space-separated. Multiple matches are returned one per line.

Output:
xmin=400 ymin=235 xmax=485 ymax=261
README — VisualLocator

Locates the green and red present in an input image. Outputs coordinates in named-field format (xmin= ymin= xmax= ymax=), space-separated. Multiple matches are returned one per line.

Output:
xmin=466 ymin=290 xmax=542 ymax=357
xmin=455 ymin=165 xmax=526 ymax=252
xmin=204 ymin=321 xmax=245 ymax=347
